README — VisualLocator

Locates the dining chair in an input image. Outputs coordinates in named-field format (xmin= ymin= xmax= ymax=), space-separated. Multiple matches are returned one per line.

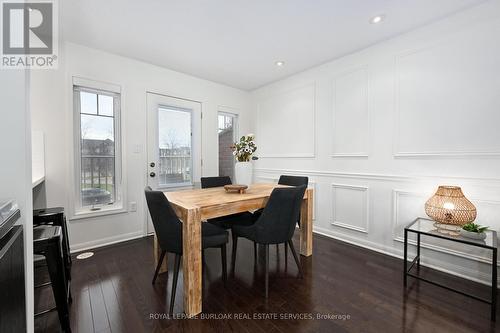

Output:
xmin=254 ymin=175 xmax=309 ymax=259
xmin=200 ymin=176 xmax=257 ymax=260
xmin=231 ymin=185 xmax=307 ymax=298
xmin=144 ymin=187 xmax=229 ymax=314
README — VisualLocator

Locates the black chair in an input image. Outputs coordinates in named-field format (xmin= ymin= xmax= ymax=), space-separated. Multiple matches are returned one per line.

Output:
xmin=33 ymin=207 xmax=72 ymax=281
xmin=144 ymin=187 xmax=229 ymax=314
xmin=200 ymin=176 xmax=257 ymax=258
xmin=278 ymin=175 xmax=309 ymax=188
xmin=231 ymin=185 xmax=307 ymax=298
xmin=255 ymin=175 xmax=309 ymax=257
xmin=200 ymin=176 xmax=232 ymax=189
xmin=34 ymin=226 xmax=71 ymax=333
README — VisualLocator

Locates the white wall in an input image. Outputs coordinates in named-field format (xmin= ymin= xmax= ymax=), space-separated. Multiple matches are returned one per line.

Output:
xmin=252 ymin=1 xmax=500 ymax=285
xmin=31 ymin=42 xmax=252 ymax=251
xmin=0 ymin=70 xmax=34 ymax=331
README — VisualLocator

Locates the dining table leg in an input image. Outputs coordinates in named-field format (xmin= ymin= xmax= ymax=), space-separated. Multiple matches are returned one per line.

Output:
xmin=299 ymin=188 xmax=313 ymax=256
xmin=181 ymin=207 xmax=202 ymax=317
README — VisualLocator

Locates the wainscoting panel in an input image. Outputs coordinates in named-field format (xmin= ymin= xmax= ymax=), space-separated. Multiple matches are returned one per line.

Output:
xmin=392 ymin=189 xmax=500 ymax=264
xmin=332 ymin=68 xmax=369 ymax=157
xmin=256 ymin=83 xmax=315 ymax=158
xmin=331 ymin=184 xmax=369 ymax=233
xmin=394 ymin=22 xmax=500 ymax=157
xmin=255 ymin=167 xmax=500 ymax=284
xmin=391 ymin=190 xmax=427 ymax=240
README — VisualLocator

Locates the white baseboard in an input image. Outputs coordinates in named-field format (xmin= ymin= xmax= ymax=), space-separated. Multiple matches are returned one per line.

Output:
xmin=70 ymin=231 xmax=145 ymax=253
xmin=313 ymin=226 xmax=498 ymax=287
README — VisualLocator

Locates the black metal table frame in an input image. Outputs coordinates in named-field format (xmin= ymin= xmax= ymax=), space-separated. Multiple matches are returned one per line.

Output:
xmin=404 ymin=218 xmax=498 ymax=321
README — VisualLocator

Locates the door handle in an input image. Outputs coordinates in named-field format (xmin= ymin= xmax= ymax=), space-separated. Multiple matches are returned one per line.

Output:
xmin=149 ymin=172 xmax=156 ymax=178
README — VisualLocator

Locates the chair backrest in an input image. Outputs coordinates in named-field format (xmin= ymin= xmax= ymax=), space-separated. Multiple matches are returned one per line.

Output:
xmin=278 ymin=175 xmax=309 ymax=187
xmin=253 ymin=185 xmax=307 ymax=244
xmin=200 ymin=176 xmax=232 ymax=189
xmin=144 ymin=187 xmax=183 ymax=254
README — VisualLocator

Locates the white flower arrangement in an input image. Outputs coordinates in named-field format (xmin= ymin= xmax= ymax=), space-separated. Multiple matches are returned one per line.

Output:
xmin=232 ymin=134 xmax=258 ymax=162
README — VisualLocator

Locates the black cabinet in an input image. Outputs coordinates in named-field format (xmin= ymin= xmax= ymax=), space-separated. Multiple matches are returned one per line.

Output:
xmin=0 ymin=225 xmax=26 ymax=332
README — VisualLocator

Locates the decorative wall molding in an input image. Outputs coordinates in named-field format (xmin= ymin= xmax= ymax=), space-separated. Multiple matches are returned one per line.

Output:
xmin=331 ymin=67 xmax=370 ymax=157
xmin=255 ymin=176 xmax=278 ymax=182
xmin=255 ymin=167 xmax=500 ymax=185
xmin=331 ymin=183 xmax=369 ymax=233
xmin=393 ymin=39 xmax=500 ymax=157
xmin=257 ymin=83 xmax=316 ymax=158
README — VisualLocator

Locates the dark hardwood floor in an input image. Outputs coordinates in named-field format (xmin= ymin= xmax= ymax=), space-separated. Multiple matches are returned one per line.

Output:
xmin=34 ymin=233 xmax=499 ymax=333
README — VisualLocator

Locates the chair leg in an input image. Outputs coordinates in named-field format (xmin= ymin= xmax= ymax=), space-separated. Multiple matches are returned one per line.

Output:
xmin=221 ymin=244 xmax=227 ymax=286
xmin=288 ymin=240 xmax=303 ymax=278
xmin=284 ymin=242 xmax=288 ymax=268
xmin=152 ymin=250 xmax=166 ymax=284
xmin=231 ymin=233 xmax=238 ymax=274
xmin=265 ymin=244 xmax=269 ymax=299
xmin=169 ymin=254 xmax=181 ymax=315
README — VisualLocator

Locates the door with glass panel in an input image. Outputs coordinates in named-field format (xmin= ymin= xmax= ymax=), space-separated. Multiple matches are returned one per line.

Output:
xmin=146 ymin=92 xmax=201 ymax=233
xmin=218 ymin=111 xmax=238 ymax=181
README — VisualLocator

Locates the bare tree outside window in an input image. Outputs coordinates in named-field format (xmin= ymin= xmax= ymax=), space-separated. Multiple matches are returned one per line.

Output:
xmin=158 ymin=107 xmax=192 ymax=186
xmin=75 ymin=87 xmax=121 ymax=210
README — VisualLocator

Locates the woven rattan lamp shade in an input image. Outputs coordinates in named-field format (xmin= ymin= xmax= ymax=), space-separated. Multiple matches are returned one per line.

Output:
xmin=425 ymin=186 xmax=477 ymax=225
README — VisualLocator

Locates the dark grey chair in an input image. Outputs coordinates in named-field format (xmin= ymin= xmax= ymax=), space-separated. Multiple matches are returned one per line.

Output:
xmin=200 ymin=176 xmax=257 ymax=259
xmin=144 ymin=187 xmax=229 ymax=314
xmin=231 ymin=185 xmax=307 ymax=298
xmin=254 ymin=175 xmax=309 ymax=258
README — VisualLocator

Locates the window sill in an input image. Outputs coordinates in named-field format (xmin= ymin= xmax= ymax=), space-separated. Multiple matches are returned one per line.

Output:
xmin=70 ymin=206 xmax=127 ymax=221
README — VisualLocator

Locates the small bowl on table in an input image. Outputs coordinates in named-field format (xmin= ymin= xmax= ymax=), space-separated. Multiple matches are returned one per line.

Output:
xmin=224 ymin=184 xmax=248 ymax=194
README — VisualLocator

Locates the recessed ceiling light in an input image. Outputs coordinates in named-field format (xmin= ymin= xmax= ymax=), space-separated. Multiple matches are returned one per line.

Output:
xmin=275 ymin=61 xmax=285 ymax=67
xmin=369 ymin=15 xmax=385 ymax=24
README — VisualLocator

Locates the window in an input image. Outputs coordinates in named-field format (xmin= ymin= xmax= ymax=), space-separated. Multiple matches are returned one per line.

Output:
xmin=158 ymin=106 xmax=192 ymax=187
xmin=218 ymin=113 xmax=234 ymax=133
xmin=73 ymin=85 xmax=122 ymax=213
xmin=218 ymin=112 xmax=238 ymax=180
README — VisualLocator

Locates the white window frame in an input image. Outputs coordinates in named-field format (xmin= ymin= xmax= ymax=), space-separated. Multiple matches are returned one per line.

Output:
xmin=217 ymin=109 xmax=239 ymax=178
xmin=157 ymin=105 xmax=194 ymax=189
xmin=72 ymin=83 xmax=124 ymax=217
xmin=218 ymin=111 xmax=239 ymax=139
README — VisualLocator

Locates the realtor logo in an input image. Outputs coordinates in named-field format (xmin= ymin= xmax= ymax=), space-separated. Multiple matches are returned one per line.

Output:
xmin=1 ymin=0 xmax=58 ymax=68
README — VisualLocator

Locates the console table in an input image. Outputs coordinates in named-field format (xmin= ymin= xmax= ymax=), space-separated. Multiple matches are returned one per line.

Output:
xmin=404 ymin=217 xmax=497 ymax=321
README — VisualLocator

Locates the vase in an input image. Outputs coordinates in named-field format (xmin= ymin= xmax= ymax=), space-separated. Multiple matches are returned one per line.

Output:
xmin=234 ymin=161 xmax=253 ymax=186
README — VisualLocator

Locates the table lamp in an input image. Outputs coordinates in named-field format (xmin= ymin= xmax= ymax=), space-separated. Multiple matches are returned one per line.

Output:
xmin=425 ymin=186 xmax=477 ymax=235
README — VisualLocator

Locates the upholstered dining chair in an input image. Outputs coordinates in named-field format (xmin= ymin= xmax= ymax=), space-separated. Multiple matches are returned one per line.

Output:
xmin=231 ymin=185 xmax=307 ymax=298
xmin=200 ymin=176 xmax=257 ymax=260
xmin=254 ymin=175 xmax=309 ymax=258
xmin=144 ymin=187 xmax=229 ymax=314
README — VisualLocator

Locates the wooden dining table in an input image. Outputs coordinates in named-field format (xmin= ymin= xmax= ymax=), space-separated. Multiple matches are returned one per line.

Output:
xmin=153 ymin=182 xmax=314 ymax=317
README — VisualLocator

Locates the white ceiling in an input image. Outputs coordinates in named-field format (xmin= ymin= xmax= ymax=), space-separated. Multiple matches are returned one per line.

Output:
xmin=61 ymin=0 xmax=487 ymax=91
